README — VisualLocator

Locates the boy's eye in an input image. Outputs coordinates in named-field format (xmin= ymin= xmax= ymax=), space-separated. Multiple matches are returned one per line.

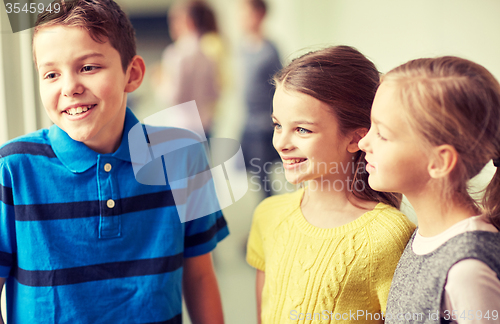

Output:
xmin=297 ymin=127 xmax=311 ymax=134
xmin=81 ymin=65 xmax=98 ymax=72
xmin=376 ymin=133 xmax=387 ymax=141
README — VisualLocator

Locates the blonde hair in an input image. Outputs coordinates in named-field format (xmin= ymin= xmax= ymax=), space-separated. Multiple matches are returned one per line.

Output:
xmin=383 ymin=56 xmax=500 ymax=228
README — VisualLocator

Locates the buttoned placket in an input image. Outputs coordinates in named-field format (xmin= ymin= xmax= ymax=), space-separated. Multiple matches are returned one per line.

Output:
xmin=97 ymin=156 xmax=121 ymax=238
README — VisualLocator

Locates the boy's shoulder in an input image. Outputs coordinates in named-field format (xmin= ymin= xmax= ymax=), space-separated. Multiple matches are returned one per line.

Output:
xmin=0 ymin=128 xmax=52 ymax=161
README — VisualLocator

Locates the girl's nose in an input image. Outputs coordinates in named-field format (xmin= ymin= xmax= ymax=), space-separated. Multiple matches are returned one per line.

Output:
xmin=273 ymin=131 xmax=294 ymax=153
xmin=358 ymin=129 xmax=371 ymax=153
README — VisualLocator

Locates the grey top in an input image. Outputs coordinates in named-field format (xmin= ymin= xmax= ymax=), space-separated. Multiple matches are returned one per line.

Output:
xmin=240 ymin=39 xmax=281 ymax=132
xmin=385 ymin=230 xmax=500 ymax=323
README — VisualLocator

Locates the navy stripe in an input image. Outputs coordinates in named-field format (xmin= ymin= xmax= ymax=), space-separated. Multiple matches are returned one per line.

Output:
xmin=0 ymin=251 xmax=13 ymax=267
xmin=145 ymin=314 xmax=182 ymax=324
xmin=13 ymin=253 xmax=183 ymax=287
xmin=15 ymin=190 xmax=178 ymax=221
xmin=185 ymin=164 xmax=212 ymax=193
xmin=185 ymin=216 xmax=227 ymax=248
xmin=0 ymin=142 xmax=56 ymax=158
xmin=15 ymin=200 xmax=100 ymax=221
xmin=119 ymin=190 xmax=177 ymax=215
xmin=0 ymin=183 xmax=13 ymax=206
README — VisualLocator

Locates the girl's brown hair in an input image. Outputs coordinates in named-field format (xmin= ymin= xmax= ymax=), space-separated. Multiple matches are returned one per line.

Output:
xmin=274 ymin=45 xmax=402 ymax=209
xmin=34 ymin=0 xmax=136 ymax=72
xmin=383 ymin=56 xmax=500 ymax=229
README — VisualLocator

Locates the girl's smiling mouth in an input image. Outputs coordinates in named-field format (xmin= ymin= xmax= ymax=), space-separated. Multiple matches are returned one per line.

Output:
xmin=282 ymin=157 xmax=308 ymax=169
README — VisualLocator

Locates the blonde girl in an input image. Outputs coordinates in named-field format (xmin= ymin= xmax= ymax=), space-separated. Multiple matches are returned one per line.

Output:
xmin=359 ymin=57 xmax=500 ymax=323
xmin=246 ymin=46 xmax=416 ymax=324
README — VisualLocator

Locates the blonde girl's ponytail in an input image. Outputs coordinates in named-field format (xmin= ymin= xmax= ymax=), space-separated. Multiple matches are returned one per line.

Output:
xmin=483 ymin=159 xmax=500 ymax=229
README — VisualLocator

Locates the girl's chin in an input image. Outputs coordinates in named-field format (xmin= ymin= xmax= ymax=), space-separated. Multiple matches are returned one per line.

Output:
xmin=284 ymin=175 xmax=307 ymax=186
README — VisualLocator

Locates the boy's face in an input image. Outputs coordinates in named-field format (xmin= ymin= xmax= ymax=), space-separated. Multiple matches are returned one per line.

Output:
xmin=34 ymin=26 xmax=130 ymax=153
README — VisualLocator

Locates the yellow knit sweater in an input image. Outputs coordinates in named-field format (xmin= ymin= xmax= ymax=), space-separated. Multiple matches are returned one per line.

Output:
xmin=247 ymin=188 xmax=416 ymax=324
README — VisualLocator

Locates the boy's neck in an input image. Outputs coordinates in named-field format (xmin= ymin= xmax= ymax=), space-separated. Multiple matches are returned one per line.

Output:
xmin=82 ymin=108 xmax=126 ymax=154
xmin=84 ymin=130 xmax=124 ymax=154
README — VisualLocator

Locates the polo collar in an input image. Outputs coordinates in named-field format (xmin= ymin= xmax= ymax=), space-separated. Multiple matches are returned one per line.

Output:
xmin=48 ymin=108 xmax=139 ymax=173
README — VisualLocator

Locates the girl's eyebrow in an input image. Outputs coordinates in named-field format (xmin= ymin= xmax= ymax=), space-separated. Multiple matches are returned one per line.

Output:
xmin=372 ymin=117 xmax=394 ymax=134
xmin=292 ymin=120 xmax=316 ymax=125
xmin=271 ymin=114 xmax=316 ymax=125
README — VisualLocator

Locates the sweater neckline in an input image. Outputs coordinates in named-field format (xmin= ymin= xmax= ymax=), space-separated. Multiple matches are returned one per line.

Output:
xmin=290 ymin=187 xmax=387 ymax=238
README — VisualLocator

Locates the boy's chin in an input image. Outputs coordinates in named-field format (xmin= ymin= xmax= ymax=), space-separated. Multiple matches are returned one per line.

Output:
xmin=64 ymin=128 xmax=96 ymax=144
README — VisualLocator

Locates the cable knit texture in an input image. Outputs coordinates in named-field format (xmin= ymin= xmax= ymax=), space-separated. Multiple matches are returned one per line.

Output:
xmin=247 ymin=188 xmax=416 ymax=323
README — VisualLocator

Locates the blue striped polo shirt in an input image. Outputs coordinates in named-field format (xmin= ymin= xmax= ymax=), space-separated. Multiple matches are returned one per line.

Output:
xmin=0 ymin=108 xmax=229 ymax=323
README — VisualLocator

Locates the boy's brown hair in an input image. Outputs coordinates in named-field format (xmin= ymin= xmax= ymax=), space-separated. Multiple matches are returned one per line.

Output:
xmin=34 ymin=0 xmax=136 ymax=72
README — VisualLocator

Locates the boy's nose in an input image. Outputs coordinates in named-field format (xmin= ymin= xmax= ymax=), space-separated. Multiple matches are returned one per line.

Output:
xmin=62 ymin=75 xmax=84 ymax=97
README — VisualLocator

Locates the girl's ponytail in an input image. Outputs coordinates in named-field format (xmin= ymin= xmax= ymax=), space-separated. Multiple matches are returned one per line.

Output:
xmin=484 ymin=159 xmax=500 ymax=229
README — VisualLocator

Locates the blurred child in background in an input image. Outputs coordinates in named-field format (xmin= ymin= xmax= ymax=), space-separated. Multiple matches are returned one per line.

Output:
xmin=238 ymin=0 xmax=282 ymax=198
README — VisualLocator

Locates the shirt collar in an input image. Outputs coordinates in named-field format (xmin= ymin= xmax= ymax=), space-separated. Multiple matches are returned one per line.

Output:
xmin=48 ymin=108 xmax=139 ymax=173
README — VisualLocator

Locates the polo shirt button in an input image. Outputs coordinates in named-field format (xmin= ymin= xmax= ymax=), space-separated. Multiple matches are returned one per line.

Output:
xmin=104 ymin=163 xmax=112 ymax=172
xmin=107 ymin=199 xmax=115 ymax=209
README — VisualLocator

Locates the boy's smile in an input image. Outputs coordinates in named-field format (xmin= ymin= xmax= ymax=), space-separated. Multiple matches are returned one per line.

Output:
xmin=34 ymin=26 xmax=131 ymax=154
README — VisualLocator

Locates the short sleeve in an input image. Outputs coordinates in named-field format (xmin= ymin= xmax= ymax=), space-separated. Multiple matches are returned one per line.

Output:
xmin=178 ymin=140 xmax=229 ymax=258
xmin=443 ymin=259 xmax=500 ymax=323
xmin=0 ymin=159 xmax=16 ymax=278
xmin=184 ymin=210 xmax=228 ymax=258
xmin=246 ymin=205 xmax=266 ymax=271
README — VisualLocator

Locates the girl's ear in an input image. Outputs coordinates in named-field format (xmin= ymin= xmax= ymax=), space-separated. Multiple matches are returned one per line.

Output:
xmin=428 ymin=144 xmax=458 ymax=178
xmin=347 ymin=128 xmax=368 ymax=153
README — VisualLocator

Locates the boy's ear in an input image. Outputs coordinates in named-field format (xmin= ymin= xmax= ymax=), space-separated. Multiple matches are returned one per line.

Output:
xmin=347 ymin=128 xmax=368 ymax=153
xmin=124 ymin=55 xmax=146 ymax=93
xmin=428 ymin=144 xmax=457 ymax=179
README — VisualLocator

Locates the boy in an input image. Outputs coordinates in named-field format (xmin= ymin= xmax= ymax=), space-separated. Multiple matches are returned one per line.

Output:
xmin=0 ymin=0 xmax=228 ymax=323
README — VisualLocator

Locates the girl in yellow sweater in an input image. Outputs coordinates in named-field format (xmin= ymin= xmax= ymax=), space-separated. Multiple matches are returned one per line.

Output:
xmin=246 ymin=46 xmax=416 ymax=324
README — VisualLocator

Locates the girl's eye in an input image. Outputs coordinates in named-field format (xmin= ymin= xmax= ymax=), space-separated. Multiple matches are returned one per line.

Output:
xmin=273 ymin=122 xmax=282 ymax=130
xmin=44 ymin=73 xmax=58 ymax=80
xmin=81 ymin=66 xmax=98 ymax=72
xmin=297 ymin=127 xmax=311 ymax=135
xmin=376 ymin=133 xmax=387 ymax=141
